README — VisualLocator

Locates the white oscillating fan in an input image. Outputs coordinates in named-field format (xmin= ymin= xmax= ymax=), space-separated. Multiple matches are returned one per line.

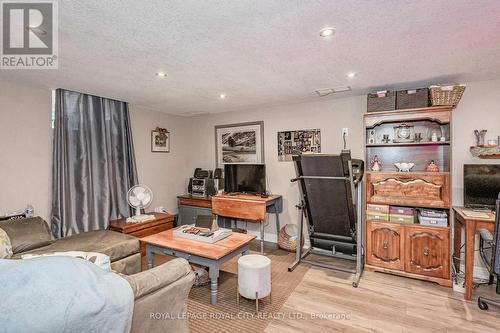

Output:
xmin=126 ymin=185 xmax=154 ymax=222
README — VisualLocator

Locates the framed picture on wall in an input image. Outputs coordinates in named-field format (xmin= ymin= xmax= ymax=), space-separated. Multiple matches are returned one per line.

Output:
xmin=151 ymin=128 xmax=170 ymax=153
xmin=215 ymin=121 xmax=264 ymax=167
xmin=277 ymin=129 xmax=321 ymax=161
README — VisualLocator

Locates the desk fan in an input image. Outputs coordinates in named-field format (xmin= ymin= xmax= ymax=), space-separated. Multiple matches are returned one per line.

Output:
xmin=127 ymin=185 xmax=154 ymax=223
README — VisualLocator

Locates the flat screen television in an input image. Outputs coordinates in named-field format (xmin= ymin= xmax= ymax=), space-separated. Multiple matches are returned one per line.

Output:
xmin=224 ymin=164 xmax=266 ymax=194
xmin=464 ymin=164 xmax=500 ymax=210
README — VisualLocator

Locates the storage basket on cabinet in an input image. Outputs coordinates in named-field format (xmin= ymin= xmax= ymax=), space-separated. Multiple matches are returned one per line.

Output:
xmin=429 ymin=84 xmax=465 ymax=107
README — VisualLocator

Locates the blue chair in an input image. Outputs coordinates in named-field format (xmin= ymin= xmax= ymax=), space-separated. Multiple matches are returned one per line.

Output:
xmin=478 ymin=193 xmax=500 ymax=310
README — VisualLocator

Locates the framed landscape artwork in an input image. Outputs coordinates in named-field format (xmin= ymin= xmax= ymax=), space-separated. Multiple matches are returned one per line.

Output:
xmin=151 ymin=128 xmax=170 ymax=153
xmin=215 ymin=121 xmax=264 ymax=167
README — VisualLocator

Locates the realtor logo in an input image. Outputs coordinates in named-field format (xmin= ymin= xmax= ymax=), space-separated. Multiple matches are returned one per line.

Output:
xmin=1 ymin=0 xmax=58 ymax=69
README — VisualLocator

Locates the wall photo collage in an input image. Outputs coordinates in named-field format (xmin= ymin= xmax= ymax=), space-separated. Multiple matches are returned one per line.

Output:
xmin=277 ymin=129 xmax=321 ymax=162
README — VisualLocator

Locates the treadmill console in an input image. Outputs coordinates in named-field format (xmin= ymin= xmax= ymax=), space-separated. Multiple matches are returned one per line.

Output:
xmin=351 ymin=159 xmax=364 ymax=183
xmin=340 ymin=150 xmax=364 ymax=183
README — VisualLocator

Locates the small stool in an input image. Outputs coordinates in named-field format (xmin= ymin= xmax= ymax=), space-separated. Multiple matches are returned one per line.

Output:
xmin=237 ymin=254 xmax=271 ymax=312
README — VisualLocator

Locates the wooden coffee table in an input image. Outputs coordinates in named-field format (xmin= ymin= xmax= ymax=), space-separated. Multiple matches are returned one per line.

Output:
xmin=141 ymin=229 xmax=256 ymax=305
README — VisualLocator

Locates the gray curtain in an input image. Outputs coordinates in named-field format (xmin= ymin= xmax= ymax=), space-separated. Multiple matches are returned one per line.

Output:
xmin=51 ymin=89 xmax=138 ymax=238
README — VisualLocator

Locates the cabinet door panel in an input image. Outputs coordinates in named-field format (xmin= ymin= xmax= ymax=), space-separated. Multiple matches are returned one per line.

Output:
xmin=404 ymin=226 xmax=450 ymax=279
xmin=178 ymin=205 xmax=214 ymax=226
xmin=178 ymin=206 xmax=197 ymax=225
xmin=366 ymin=221 xmax=404 ymax=270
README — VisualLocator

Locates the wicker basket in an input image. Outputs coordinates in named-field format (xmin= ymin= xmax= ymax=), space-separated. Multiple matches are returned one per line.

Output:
xmin=429 ymin=84 xmax=466 ymax=107
xmin=367 ymin=91 xmax=396 ymax=112
xmin=396 ymin=88 xmax=429 ymax=109
xmin=278 ymin=224 xmax=304 ymax=252
xmin=191 ymin=264 xmax=210 ymax=287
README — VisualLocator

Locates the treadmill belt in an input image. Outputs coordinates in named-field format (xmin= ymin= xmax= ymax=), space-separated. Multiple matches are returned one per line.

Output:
xmin=295 ymin=154 xmax=356 ymax=242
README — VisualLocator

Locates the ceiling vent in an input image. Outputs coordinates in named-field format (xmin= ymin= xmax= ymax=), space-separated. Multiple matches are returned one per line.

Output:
xmin=181 ymin=111 xmax=209 ymax=117
xmin=314 ymin=86 xmax=351 ymax=97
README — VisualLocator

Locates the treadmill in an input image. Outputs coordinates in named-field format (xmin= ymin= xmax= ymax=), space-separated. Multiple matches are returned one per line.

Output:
xmin=288 ymin=151 xmax=364 ymax=287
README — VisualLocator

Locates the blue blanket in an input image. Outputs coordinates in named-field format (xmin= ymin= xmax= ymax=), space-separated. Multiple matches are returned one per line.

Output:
xmin=0 ymin=257 xmax=134 ymax=333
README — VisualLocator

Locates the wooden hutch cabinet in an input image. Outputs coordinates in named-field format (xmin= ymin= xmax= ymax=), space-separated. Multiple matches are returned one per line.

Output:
xmin=364 ymin=106 xmax=452 ymax=287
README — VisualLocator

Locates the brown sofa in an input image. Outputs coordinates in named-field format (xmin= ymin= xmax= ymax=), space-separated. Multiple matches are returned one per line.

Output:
xmin=1 ymin=216 xmax=196 ymax=333
xmin=1 ymin=216 xmax=141 ymax=274
xmin=124 ymin=258 xmax=195 ymax=333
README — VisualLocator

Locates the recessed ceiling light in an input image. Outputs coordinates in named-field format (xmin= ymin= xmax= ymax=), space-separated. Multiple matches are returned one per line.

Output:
xmin=319 ymin=27 xmax=335 ymax=38
xmin=347 ymin=72 xmax=356 ymax=79
xmin=155 ymin=72 xmax=167 ymax=78
xmin=219 ymin=93 xmax=227 ymax=99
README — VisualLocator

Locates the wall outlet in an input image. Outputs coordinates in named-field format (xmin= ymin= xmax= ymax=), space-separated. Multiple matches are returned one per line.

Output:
xmin=342 ymin=128 xmax=349 ymax=136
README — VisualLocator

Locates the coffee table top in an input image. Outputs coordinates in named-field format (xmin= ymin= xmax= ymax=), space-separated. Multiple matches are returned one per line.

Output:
xmin=140 ymin=228 xmax=256 ymax=260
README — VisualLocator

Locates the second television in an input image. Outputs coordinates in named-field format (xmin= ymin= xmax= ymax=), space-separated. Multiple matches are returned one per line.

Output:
xmin=224 ymin=164 xmax=266 ymax=194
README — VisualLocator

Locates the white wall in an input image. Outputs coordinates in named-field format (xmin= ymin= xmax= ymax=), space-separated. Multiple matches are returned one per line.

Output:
xmin=188 ymin=95 xmax=366 ymax=242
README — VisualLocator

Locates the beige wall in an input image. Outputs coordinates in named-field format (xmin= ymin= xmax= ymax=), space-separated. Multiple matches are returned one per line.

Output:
xmin=452 ymin=79 xmax=500 ymax=205
xmin=1 ymin=78 xmax=500 ymax=245
xmin=188 ymin=95 xmax=366 ymax=241
xmin=0 ymin=81 xmax=193 ymax=221
xmin=187 ymin=79 xmax=500 ymax=277
xmin=129 ymin=106 xmax=193 ymax=214
xmin=452 ymin=79 xmax=500 ymax=277
xmin=0 ymin=81 xmax=53 ymax=220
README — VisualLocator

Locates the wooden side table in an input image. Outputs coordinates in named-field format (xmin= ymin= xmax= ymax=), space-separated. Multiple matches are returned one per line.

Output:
xmin=109 ymin=213 xmax=174 ymax=256
xmin=211 ymin=194 xmax=282 ymax=254
xmin=453 ymin=207 xmax=495 ymax=300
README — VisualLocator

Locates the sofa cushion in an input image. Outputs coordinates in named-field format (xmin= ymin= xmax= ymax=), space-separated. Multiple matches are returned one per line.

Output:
xmin=0 ymin=228 xmax=13 ymax=259
xmin=15 ymin=230 xmax=139 ymax=262
xmin=21 ymin=251 xmax=112 ymax=272
xmin=0 ymin=217 xmax=52 ymax=254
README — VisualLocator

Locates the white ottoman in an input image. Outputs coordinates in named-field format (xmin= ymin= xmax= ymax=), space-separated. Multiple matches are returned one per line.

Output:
xmin=237 ymin=254 xmax=271 ymax=312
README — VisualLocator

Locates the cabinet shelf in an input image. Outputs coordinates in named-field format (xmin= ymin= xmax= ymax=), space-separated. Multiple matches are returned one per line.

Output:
xmin=365 ymin=171 xmax=450 ymax=176
xmin=366 ymin=141 xmax=450 ymax=148
xmin=366 ymin=219 xmax=449 ymax=230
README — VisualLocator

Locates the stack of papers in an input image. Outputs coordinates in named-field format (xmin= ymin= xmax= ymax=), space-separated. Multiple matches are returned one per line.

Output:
xmin=462 ymin=209 xmax=491 ymax=219
xmin=126 ymin=214 xmax=155 ymax=223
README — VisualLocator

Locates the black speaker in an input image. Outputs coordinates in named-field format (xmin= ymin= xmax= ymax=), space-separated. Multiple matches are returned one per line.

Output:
xmin=194 ymin=168 xmax=212 ymax=179
xmin=214 ymin=168 xmax=223 ymax=179
xmin=206 ymin=179 xmax=216 ymax=196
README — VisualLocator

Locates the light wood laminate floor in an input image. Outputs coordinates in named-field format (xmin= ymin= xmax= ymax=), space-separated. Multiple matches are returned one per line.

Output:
xmin=266 ymin=265 xmax=500 ymax=333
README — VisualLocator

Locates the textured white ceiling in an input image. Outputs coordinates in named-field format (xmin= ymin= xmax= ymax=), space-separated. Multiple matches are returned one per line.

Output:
xmin=2 ymin=0 xmax=500 ymax=115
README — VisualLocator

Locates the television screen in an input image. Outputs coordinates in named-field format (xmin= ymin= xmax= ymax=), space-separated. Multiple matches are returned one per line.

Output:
xmin=464 ymin=164 xmax=500 ymax=209
xmin=224 ymin=164 xmax=266 ymax=194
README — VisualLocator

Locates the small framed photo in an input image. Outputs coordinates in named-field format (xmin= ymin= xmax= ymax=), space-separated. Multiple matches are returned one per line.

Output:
xmin=151 ymin=128 xmax=170 ymax=153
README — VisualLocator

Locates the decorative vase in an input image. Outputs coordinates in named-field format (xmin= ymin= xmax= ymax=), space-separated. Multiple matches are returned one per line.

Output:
xmin=474 ymin=130 xmax=487 ymax=146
